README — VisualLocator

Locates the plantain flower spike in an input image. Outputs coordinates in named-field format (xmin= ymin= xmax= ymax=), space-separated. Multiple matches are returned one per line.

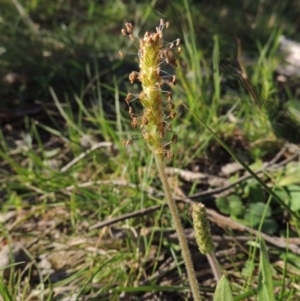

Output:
xmin=192 ymin=203 xmax=215 ymax=254
xmin=121 ymin=19 xmax=180 ymax=159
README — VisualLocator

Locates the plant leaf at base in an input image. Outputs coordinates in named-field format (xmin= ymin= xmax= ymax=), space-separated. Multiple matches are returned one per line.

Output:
xmin=213 ymin=275 xmax=234 ymax=301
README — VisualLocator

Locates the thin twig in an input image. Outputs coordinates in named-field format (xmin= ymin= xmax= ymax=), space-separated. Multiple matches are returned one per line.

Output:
xmin=89 ymin=198 xmax=300 ymax=255
xmin=89 ymin=204 xmax=162 ymax=230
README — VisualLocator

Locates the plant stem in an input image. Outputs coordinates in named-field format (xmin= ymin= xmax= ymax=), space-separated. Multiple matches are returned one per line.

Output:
xmin=206 ymin=252 xmax=222 ymax=281
xmin=154 ymin=154 xmax=201 ymax=301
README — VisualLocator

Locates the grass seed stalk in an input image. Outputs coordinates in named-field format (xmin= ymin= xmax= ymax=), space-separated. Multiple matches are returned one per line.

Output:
xmin=120 ymin=19 xmax=201 ymax=300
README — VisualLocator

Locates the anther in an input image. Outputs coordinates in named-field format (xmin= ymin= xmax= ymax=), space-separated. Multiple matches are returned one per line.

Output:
xmin=122 ymin=139 xmax=131 ymax=146
xmin=171 ymin=134 xmax=178 ymax=144
xmin=166 ymin=151 xmax=173 ymax=160
xmin=169 ymin=102 xmax=175 ymax=110
xmin=169 ymin=111 xmax=176 ymax=119
xmin=141 ymin=116 xmax=148 ymax=125
xmin=169 ymin=75 xmax=178 ymax=85
xmin=130 ymin=113 xmax=138 ymax=118
xmin=167 ymin=91 xmax=172 ymax=101
xmin=129 ymin=71 xmax=139 ymax=84
xmin=125 ymin=93 xmax=132 ymax=105
xmin=125 ymin=23 xmax=133 ymax=33
xmin=131 ymin=117 xmax=138 ymax=128
xmin=147 ymin=36 xmax=154 ymax=43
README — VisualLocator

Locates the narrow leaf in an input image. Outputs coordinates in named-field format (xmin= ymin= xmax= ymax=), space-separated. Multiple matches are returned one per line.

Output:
xmin=257 ymin=237 xmax=275 ymax=301
xmin=0 ymin=277 xmax=12 ymax=301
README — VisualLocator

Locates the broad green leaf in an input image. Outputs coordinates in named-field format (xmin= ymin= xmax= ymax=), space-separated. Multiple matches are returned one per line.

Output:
xmin=213 ymin=276 xmax=234 ymax=301
xmin=216 ymin=195 xmax=243 ymax=216
xmin=244 ymin=182 xmax=265 ymax=203
xmin=244 ymin=202 xmax=271 ymax=227
xmin=260 ymin=219 xmax=278 ymax=235
xmin=257 ymin=238 xmax=275 ymax=301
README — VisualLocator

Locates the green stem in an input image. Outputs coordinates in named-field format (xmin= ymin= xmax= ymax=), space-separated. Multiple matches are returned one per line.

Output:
xmin=206 ymin=252 xmax=222 ymax=281
xmin=154 ymin=154 xmax=201 ymax=301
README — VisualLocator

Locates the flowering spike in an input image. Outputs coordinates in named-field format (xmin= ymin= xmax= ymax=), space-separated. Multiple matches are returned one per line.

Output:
xmin=192 ymin=203 xmax=215 ymax=254
xmin=120 ymin=20 xmax=181 ymax=158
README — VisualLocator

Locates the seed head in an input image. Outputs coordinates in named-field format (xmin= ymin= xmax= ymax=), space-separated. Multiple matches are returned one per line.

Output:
xmin=192 ymin=203 xmax=215 ymax=254
xmin=120 ymin=20 xmax=181 ymax=158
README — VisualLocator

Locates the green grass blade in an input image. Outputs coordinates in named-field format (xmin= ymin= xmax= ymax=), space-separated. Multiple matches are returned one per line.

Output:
xmin=0 ymin=277 xmax=13 ymax=301
xmin=257 ymin=238 xmax=275 ymax=301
